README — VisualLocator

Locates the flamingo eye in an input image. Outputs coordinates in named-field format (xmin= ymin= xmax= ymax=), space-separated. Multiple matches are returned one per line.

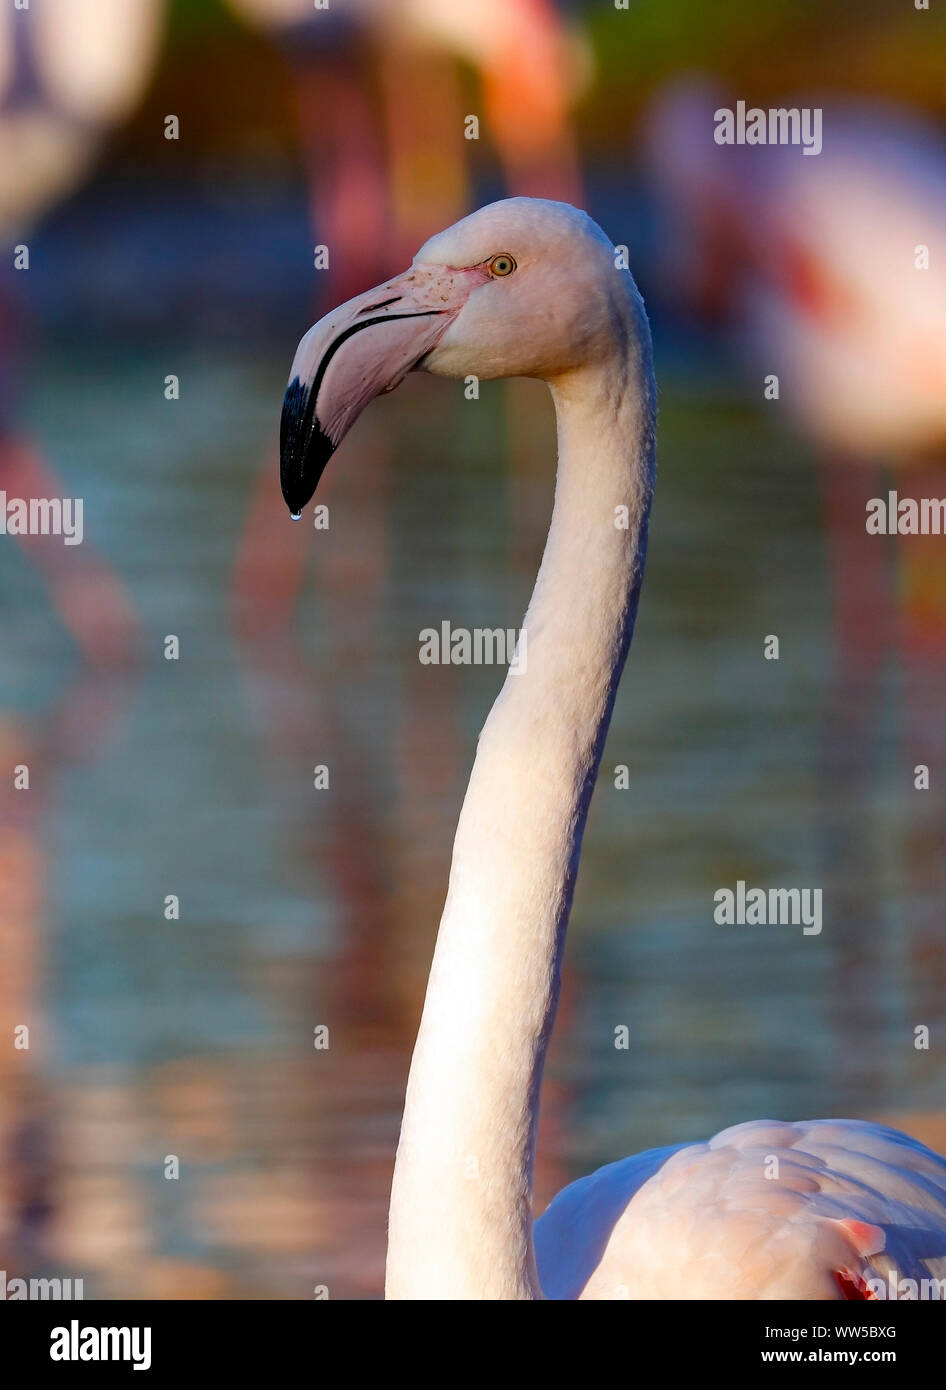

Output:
xmin=488 ymin=253 xmax=516 ymax=277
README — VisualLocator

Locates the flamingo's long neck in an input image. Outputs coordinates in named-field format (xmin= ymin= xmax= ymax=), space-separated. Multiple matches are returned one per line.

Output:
xmin=386 ymin=304 xmax=656 ymax=1300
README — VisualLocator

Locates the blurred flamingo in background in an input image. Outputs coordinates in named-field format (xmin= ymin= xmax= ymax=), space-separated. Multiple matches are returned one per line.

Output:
xmin=0 ymin=0 xmax=163 ymax=1271
xmin=226 ymin=2 xmax=589 ymax=1269
xmin=222 ymin=1 xmax=590 ymax=1268
xmin=642 ymin=82 xmax=946 ymax=1109
xmin=229 ymin=0 xmax=589 ymax=638
xmin=228 ymin=0 xmax=589 ymax=667
xmin=643 ymin=83 xmax=946 ymax=458
xmin=225 ymin=0 xmax=586 ymax=283
xmin=225 ymin=0 xmax=589 ymax=889
xmin=0 ymin=0 xmax=164 ymax=666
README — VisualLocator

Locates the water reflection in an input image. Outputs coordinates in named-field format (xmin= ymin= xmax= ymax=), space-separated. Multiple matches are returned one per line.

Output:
xmin=0 ymin=348 xmax=942 ymax=1298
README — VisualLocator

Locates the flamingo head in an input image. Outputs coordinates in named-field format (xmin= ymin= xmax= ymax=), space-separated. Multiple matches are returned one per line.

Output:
xmin=279 ymin=196 xmax=637 ymax=516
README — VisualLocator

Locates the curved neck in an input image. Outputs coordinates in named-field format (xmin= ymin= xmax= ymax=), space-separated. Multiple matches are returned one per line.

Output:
xmin=386 ymin=315 xmax=656 ymax=1300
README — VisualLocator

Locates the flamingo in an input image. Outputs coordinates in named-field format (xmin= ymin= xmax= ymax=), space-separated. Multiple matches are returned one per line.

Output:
xmin=0 ymin=0 xmax=160 ymax=1275
xmin=278 ymin=197 xmax=946 ymax=1300
xmin=0 ymin=0 xmax=162 ymax=668
xmin=642 ymin=85 xmax=946 ymax=1090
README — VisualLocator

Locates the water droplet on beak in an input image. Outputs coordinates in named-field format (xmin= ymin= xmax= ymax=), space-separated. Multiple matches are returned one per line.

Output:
xmin=290 ymin=510 xmax=303 ymax=521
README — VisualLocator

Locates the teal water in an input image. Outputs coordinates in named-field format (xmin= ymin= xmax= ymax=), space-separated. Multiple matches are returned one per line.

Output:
xmin=1 ymin=346 xmax=942 ymax=1297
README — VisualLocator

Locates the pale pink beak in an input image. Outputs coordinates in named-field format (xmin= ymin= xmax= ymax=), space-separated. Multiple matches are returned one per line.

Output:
xmin=280 ymin=263 xmax=488 ymax=516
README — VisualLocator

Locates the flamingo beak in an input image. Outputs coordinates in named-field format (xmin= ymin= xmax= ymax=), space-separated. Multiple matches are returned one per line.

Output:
xmin=279 ymin=263 xmax=488 ymax=516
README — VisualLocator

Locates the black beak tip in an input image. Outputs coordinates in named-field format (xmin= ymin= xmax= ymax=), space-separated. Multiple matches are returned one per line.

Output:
xmin=279 ymin=376 xmax=337 ymax=518
xmin=279 ymin=466 xmax=315 ymax=519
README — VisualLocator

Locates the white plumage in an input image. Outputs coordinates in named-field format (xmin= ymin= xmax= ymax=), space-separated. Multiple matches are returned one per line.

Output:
xmin=279 ymin=197 xmax=946 ymax=1299
xmin=537 ymin=1119 xmax=946 ymax=1299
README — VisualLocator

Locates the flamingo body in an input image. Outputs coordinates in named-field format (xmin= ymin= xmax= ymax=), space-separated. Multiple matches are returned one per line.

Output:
xmin=536 ymin=1119 xmax=946 ymax=1299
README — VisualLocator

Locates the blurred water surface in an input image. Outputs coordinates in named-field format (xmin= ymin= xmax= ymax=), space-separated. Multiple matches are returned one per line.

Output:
xmin=1 ymin=307 xmax=942 ymax=1295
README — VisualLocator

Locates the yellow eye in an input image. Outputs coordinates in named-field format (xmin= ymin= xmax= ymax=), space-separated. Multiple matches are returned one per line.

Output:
xmin=488 ymin=253 xmax=516 ymax=277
